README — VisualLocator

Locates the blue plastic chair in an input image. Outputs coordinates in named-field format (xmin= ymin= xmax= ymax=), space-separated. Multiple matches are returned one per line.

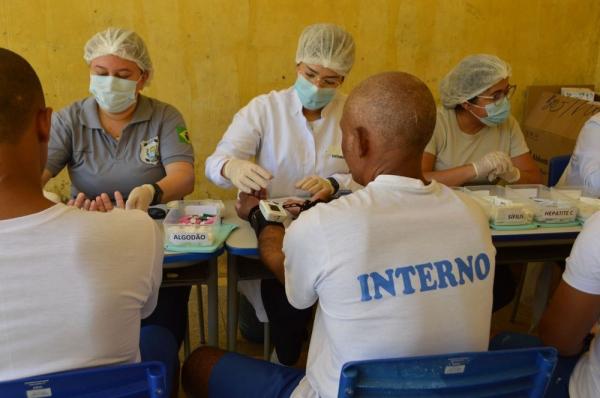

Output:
xmin=547 ymin=155 xmax=571 ymax=187
xmin=0 ymin=361 xmax=166 ymax=398
xmin=338 ymin=347 xmax=557 ymax=398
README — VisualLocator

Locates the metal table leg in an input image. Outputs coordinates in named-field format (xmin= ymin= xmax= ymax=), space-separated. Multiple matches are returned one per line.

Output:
xmin=207 ymin=257 xmax=219 ymax=347
xmin=197 ymin=285 xmax=206 ymax=345
xmin=263 ymin=322 xmax=270 ymax=360
xmin=227 ymin=253 xmax=239 ymax=351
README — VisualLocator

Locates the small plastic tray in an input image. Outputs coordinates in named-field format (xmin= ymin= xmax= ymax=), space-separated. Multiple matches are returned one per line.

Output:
xmin=163 ymin=200 xmax=225 ymax=250
xmin=553 ymin=186 xmax=600 ymax=222
xmin=506 ymin=185 xmax=578 ymax=224
xmin=463 ymin=185 xmax=535 ymax=226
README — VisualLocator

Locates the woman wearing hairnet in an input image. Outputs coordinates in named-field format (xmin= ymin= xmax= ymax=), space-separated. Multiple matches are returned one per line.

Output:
xmin=41 ymin=27 xmax=194 ymax=390
xmin=42 ymin=27 xmax=195 ymax=210
xmin=205 ymin=23 xmax=359 ymax=199
xmin=205 ymin=23 xmax=359 ymax=366
xmin=422 ymin=54 xmax=542 ymax=187
xmin=423 ymin=54 xmax=542 ymax=313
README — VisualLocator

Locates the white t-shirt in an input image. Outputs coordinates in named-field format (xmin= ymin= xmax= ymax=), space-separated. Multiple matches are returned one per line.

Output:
xmin=561 ymin=113 xmax=600 ymax=196
xmin=205 ymin=86 xmax=360 ymax=198
xmin=425 ymin=107 xmax=530 ymax=183
xmin=561 ymin=212 xmax=600 ymax=398
xmin=0 ymin=204 xmax=162 ymax=381
xmin=284 ymin=175 xmax=496 ymax=398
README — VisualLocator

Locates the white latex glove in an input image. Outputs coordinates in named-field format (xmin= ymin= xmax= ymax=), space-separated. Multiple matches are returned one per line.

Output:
xmin=126 ymin=184 xmax=154 ymax=210
xmin=43 ymin=190 xmax=61 ymax=203
xmin=295 ymin=175 xmax=334 ymax=197
xmin=494 ymin=166 xmax=521 ymax=183
xmin=471 ymin=151 xmax=513 ymax=179
xmin=223 ymin=158 xmax=272 ymax=193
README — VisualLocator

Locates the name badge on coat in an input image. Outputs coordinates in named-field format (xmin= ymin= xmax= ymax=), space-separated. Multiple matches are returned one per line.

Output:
xmin=327 ymin=145 xmax=344 ymax=159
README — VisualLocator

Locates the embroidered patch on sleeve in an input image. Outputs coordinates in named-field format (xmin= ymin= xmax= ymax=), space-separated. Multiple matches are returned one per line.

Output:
xmin=176 ymin=126 xmax=191 ymax=144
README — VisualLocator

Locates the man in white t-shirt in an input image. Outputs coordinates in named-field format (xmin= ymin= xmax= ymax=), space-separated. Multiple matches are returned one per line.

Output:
xmin=182 ymin=72 xmax=495 ymax=398
xmin=539 ymin=212 xmax=600 ymax=398
xmin=0 ymin=49 xmax=164 ymax=383
xmin=559 ymin=112 xmax=600 ymax=196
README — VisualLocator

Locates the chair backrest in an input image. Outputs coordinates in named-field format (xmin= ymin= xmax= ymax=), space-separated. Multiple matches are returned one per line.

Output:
xmin=338 ymin=347 xmax=557 ymax=398
xmin=0 ymin=361 xmax=166 ymax=398
xmin=548 ymin=154 xmax=571 ymax=187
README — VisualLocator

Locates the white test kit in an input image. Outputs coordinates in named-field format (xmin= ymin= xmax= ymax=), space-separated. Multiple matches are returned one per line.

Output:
xmin=259 ymin=200 xmax=288 ymax=222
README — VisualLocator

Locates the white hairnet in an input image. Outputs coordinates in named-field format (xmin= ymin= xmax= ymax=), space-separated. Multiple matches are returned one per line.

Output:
xmin=295 ymin=23 xmax=355 ymax=76
xmin=83 ymin=27 xmax=153 ymax=84
xmin=440 ymin=54 xmax=511 ymax=108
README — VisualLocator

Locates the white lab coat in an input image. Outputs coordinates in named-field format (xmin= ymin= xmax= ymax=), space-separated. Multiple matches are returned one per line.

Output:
xmin=205 ymin=87 xmax=360 ymax=198
xmin=560 ymin=112 xmax=600 ymax=196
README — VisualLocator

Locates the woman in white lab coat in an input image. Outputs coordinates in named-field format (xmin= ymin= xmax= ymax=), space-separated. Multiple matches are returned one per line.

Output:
xmin=205 ymin=23 xmax=359 ymax=200
xmin=205 ymin=23 xmax=358 ymax=366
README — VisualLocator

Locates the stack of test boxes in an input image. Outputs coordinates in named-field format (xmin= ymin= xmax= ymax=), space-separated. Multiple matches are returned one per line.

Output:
xmin=463 ymin=185 xmax=535 ymax=227
xmin=552 ymin=187 xmax=600 ymax=222
xmin=505 ymin=185 xmax=578 ymax=225
xmin=163 ymin=200 xmax=224 ymax=250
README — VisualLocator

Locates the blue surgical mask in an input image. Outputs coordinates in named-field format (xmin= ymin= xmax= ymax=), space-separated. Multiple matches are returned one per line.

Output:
xmin=470 ymin=96 xmax=511 ymax=126
xmin=294 ymin=75 xmax=336 ymax=111
xmin=89 ymin=75 xmax=138 ymax=113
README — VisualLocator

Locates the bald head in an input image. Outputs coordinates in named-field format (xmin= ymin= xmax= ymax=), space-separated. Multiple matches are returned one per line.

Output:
xmin=343 ymin=71 xmax=436 ymax=152
xmin=0 ymin=48 xmax=45 ymax=144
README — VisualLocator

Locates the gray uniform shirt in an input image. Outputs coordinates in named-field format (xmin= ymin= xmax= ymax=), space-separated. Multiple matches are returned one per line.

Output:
xmin=47 ymin=95 xmax=194 ymax=199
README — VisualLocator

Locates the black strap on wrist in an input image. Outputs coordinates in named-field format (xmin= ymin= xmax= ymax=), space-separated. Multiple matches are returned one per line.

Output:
xmin=248 ymin=205 xmax=283 ymax=237
xmin=151 ymin=183 xmax=163 ymax=206
xmin=327 ymin=177 xmax=340 ymax=195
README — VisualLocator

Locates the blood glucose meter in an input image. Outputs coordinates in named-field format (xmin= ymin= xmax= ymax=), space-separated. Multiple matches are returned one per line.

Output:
xmin=259 ymin=200 xmax=288 ymax=223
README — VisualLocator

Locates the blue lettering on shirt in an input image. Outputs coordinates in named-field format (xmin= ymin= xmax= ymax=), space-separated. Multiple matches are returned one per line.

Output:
xmin=455 ymin=256 xmax=474 ymax=285
xmin=394 ymin=266 xmax=416 ymax=294
xmin=370 ymin=269 xmax=396 ymax=299
xmin=356 ymin=274 xmax=372 ymax=302
xmin=415 ymin=263 xmax=437 ymax=292
xmin=433 ymin=260 xmax=458 ymax=289
xmin=357 ymin=253 xmax=491 ymax=302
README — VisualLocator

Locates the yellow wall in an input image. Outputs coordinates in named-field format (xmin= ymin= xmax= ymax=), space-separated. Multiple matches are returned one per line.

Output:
xmin=2 ymin=0 xmax=600 ymax=199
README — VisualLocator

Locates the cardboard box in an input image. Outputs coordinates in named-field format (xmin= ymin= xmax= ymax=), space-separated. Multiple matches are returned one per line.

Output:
xmin=522 ymin=85 xmax=599 ymax=178
xmin=561 ymin=87 xmax=595 ymax=101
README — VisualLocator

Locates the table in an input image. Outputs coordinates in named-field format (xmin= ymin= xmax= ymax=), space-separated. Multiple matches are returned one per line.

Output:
xmin=223 ymin=200 xmax=583 ymax=351
xmin=162 ymin=249 xmax=224 ymax=348
xmin=160 ymin=229 xmax=224 ymax=349
xmin=222 ymin=202 xmax=273 ymax=355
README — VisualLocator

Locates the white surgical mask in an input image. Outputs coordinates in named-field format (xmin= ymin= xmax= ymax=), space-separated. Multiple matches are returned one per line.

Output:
xmin=89 ymin=75 xmax=138 ymax=113
xmin=294 ymin=74 xmax=336 ymax=110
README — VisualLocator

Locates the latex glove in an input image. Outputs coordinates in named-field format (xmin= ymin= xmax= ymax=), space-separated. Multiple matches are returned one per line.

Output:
xmin=223 ymin=158 xmax=272 ymax=193
xmin=126 ymin=184 xmax=154 ymax=210
xmin=471 ymin=151 xmax=513 ymax=179
xmin=295 ymin=176 xmax=334 ymax=198
xmin=43 ymin=190 xmax=61 ymax=203
xmin=495 ymin=166 xmax=521 ymax=183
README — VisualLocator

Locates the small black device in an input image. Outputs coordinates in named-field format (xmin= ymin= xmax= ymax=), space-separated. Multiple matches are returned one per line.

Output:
xmin=147 ymin=207 xmax=167 ymax=220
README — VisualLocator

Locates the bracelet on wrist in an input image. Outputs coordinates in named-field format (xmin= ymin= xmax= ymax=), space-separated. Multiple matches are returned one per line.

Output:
xmin=326 ymin=177 xmax=340 ymax=195
xmin=249 ymin=205 xmax=283 ymax=237
xmin=150 ymin=183 xmax=163 ymax=206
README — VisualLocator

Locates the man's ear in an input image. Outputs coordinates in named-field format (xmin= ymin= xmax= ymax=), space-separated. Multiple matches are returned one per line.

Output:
xmin=36 ymin=107 xmax=52 ymax=144
xmin=355 ymin=126 xmax=370 ymax=158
